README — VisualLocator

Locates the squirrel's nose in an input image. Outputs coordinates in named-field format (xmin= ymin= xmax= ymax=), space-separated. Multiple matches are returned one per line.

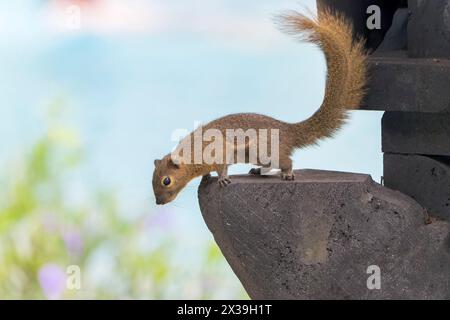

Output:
xmin=156 ymin=198 xmax=164 ymax=205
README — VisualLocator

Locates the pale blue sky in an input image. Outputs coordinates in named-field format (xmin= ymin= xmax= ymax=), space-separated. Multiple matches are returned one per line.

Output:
xmin=0 ymin=0 xmax=383 ymax=247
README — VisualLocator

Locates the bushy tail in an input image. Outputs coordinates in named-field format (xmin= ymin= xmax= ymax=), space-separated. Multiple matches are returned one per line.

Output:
xmin=278 ymin=9 xmax=367 ymax=147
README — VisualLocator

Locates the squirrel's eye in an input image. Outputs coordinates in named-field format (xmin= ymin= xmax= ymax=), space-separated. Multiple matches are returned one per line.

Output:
xmin=161 ymin=176 xmax=172 ymax=187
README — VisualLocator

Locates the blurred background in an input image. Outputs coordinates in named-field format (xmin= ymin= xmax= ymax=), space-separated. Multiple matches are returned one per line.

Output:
xmin=0 ymin=0 xmax=382 ymax=299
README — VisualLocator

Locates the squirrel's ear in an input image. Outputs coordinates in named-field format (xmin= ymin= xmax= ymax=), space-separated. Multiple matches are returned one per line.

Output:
xmin=154 ymin=159 xmax=162 ymax=167
xmin=168 ymin=156 xmax=182 ymax=169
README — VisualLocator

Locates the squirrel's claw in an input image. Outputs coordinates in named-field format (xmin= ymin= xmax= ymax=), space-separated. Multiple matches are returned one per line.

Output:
xmin=281 ymin=173 xmax=295 ymax=181
xmin=218 ymin=177 xmax=232 ymax=187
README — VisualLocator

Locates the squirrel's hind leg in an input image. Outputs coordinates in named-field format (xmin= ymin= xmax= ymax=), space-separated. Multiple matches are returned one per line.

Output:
xmin=280 ymin=157 xmax=294 ymax=181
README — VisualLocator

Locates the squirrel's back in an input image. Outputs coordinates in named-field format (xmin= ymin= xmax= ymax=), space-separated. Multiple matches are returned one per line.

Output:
xmin=200 ymin=10 xmax=367 ymax=151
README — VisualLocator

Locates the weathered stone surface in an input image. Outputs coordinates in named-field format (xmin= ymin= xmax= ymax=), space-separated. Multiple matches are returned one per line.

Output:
xmin=408 ymin=0 xmax=450 ymax=59
xmin=384 ymin=154 xmax=450 ymax=222
xmin=382 ymin=112 xmax=450 ymax=156
xmin=198 ymin=169 xmax=450 ymax=300
xmin=361 ymin=52 xmax=450 ymax=113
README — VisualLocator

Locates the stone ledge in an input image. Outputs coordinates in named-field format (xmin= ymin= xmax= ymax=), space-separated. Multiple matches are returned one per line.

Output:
xmin=361 ymin=52 xmax=450 ymax=113
xmin=198 ymin=169 xmax=450 ymax=299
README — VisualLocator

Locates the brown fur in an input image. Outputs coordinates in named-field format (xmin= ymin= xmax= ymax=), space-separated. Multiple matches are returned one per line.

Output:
xmin=153 ymin=10 xmax=367 ymax=205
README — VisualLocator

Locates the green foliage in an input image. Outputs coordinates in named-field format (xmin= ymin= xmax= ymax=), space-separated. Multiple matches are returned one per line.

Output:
xmin=0 ymin=119 xmax=247 ymax=299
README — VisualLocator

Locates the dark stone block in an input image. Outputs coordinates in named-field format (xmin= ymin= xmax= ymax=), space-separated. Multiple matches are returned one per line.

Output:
xmin=317 ymin=0 xmax=407 ymax=51
xmin=408 ymin=0 xmax=450 ymax=59
xmin=362 ymin=52 xmax=450 ymax=113
xmin=198 ymin=169 xmax=450 ymax=299
xmin=374 ymin=8 xmax=408 ymax=53
xmin=382 ymin=112 xmax=450 ymax=156
xmin=384 ymin=154 xmax=450 ymax=221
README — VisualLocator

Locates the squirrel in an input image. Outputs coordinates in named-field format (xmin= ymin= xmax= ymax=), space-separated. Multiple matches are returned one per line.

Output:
xmin=152 ymin=10 xmax=367 ymax=205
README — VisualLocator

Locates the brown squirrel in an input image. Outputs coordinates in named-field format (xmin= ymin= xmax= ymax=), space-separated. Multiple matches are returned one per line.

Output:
xmin=152 ymin=10 xmax=367 ymax=205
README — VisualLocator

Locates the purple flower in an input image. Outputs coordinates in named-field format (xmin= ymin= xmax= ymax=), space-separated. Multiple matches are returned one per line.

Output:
xmin=62 ymin=229 xmax=83 ymax=258
xmin=145 ymin=207 xmax=175 ymax=230
xmin=38 ymin=264 xmax=66 ymax=300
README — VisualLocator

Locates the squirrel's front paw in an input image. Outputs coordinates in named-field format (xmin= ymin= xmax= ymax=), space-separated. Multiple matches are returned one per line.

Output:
xmin=218 ymin=177 xmax=231 ymax=187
